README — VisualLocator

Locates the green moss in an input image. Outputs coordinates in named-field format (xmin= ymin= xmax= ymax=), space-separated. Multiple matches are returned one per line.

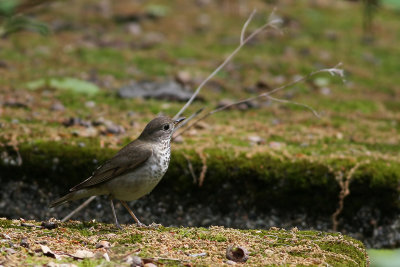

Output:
xmin=0 ymin=219 xmax=14 ymax=228
xmin=319 ymin=242 xmax=367 ymax=267
xmin=0 ymin=219 xmax=368 ymax=266
xmin=0 ymin=141 xmax=115 ymax=189
xmin=0 ymin=219 xmax=25 ymax=230
xmin=248 ymin=229 xmax=367 ymax=266
xmin=64 ymin=221 xmax=103 ymax=237
xmin=174 ymin=227 xmax=227 ymax=242
xmin=24 ymin=255 xmax=49 ymax=266
xmin=77 ymin=258 xmax=110 ymax=267
xmin=2 ymin=141 xmax=398 ymax=220
xmin=75 ymin=48 xmax=125 ymax=65
xmin=198 ymin=232 xmax=227 ymax=242
xmin=131 ymin=56 xmax=171 ymax=76
xmin=116 ymin=233 xmax=143 ymax=244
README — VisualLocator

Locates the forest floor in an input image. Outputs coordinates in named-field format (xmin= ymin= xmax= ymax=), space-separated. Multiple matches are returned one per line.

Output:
xmin=0 ymin=218 xmax=368 ymax=266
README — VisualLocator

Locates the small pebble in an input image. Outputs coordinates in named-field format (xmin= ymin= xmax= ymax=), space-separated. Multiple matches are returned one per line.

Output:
xmin=51 ymin=102 xmax=65 ymax=111
xmin=41 ymin=221 xmax=58 ymax=230
xmin=125 ymin=255 xmax=142 ymax=266
xmin=127 ymin=22 xmax=142 ymax=36
xmin=71 ymin=249 xmax=94 ymax=259
xmin=175 ymin=71 xmax=192 ymax=84
xmin=95 ymin=240 xmax=111 ymax=249
xmin=85 ymin=101 xmax=96 ymax=108
xmin=78 ymin=142 xmax=87 ymax=147
xmin=4 ymin=247 xmax=17 ymax=254
xmin=248 ymin=135 xmax=265 ymax=145
xmin=172 ymin=135 xmax=184 ymax=144
xmin=20 ymin=238 xmax=29 ymax=248
xmin=268 ymin=141 xmax=283 ymax=149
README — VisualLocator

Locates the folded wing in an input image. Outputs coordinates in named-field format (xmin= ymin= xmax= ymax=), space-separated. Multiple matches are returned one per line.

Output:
xmin=70 ymin=140 xmax=152 ymax=191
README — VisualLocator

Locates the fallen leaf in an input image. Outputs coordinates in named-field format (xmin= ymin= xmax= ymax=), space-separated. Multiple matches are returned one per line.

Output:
xmin=40 ymin=245 xmax=63 ymax=260
xmin=125 ymin=255 xmax=143 ymax=266
xmin=103 ymin=252 xmax=110 ymax=262
xmin=96 ymin=240 xmax=111 ymax=249
xmin=41 ymin=221 xmax=58 ymax=229
xmin=26 ymin=77 xmax=100 ymax=95
xmin=1 ymin=233 xmax=11 ymax=239
xmin=187 ymin=252 xmax=207 ymax=257
xmin=70 ymin=249 xmax=95 ymax=259
xmin=3 ymin=247 xmax=17 ymax=254
xmin=47 ymin=262 xmax=78 ymax=267
xmin=20 ymin=238 xmax=29 ymax=248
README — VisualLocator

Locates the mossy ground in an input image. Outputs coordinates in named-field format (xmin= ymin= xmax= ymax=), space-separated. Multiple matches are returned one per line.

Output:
xmin=0 ymin=218 xmax=368 ymax=266
xmin=0 ymin=0 xmax=398 ymax=161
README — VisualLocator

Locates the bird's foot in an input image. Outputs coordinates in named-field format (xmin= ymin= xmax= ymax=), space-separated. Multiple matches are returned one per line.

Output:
xmin=137 ymin=222 xmax=162 ymax=229
xmin=147 ymin=222 xmax=162 ymax=229
xmin=136 ymin=221 xmax=147 ymax=228
xmin=115 ymin=222 xmax=123 ymax=230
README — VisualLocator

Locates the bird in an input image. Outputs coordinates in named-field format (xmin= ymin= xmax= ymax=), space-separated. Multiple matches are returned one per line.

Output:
xmin=50 ymin=116 xmax=185 ymax=229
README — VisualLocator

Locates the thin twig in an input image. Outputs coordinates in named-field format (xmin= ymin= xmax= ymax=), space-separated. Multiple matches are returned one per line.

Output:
xmin=240 ymin=9 xmax=257 ymax=45
xmin=61 ymin=196 xmax=97 ymax=222
xmin=266 ymin=96 xmax=321 ymax=118
xmin=188 ymin=252 xmax=208 ymax=257
xmin=154 ymin=257 xmax=189 ymax=262
xmin=174 ymin=63 xmax=344 ymax=137
xmin=183 ymin=153 xmax=197 ymax=184
xmin=197 ymin=150 xmax=208 ymax=187
xmin=173 ymin=107 xmax=204 ymax=133
xmin=331 ymin=161 xmax=366 ymax=231
xmin=174 ymin=10 xmax=279 ymax=119
xmin=173 ymin=113 xmax=210 ymax=140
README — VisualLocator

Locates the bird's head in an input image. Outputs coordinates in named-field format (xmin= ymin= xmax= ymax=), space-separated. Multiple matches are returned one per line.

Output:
xmin=139 ymin=116 xmax=185 ymax=142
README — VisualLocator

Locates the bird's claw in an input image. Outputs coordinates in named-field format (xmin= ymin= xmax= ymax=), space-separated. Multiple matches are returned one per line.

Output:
xmin=115 ymin=223 xmax=123 ymax=230
xmin=144 ymin=222 xmax=162 ymax=229
xmin=136 ymin=222 xmax=147 ymax=228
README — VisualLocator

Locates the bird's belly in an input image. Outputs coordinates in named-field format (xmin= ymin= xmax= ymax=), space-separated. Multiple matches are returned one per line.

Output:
xmin=104 ymin=165 xmax=166 ymax=201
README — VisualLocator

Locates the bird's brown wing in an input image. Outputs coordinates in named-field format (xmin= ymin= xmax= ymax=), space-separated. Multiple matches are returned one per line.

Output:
xmin=69 ymin=140 xmax=153 ymax=191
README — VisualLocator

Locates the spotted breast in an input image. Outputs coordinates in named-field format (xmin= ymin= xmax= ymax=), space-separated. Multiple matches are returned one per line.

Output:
xmin=148 ymin=138 xmax=171 ymax=182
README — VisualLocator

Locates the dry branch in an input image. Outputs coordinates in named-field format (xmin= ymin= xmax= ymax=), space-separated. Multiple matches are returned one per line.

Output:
xmin=332 ymin=161 xmax=367 ymax=231
xmin=61 ymin=196 xmax=96 ymax=222
xmin=197 ymin=149 xmax=208 ymax=187
xmin=174 ymin=9 xmax=282 ymax=119
xmin=174 ymin=63 xmax=344 ymax=139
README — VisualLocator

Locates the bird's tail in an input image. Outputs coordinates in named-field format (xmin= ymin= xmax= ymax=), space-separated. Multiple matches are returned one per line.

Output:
xmin=49 ymin=192 xmax=75 ymax=208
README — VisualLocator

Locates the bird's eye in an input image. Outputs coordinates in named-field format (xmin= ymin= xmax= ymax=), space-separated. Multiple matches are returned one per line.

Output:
xmin=163 ymin=124 xmax=170 ymax=131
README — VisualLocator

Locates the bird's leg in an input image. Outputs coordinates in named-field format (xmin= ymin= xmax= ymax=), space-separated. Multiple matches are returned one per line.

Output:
xmin=109 ymin=197 xmax=123 ymax=230
xmin=120 ymin=201 xmax=146 ymax=227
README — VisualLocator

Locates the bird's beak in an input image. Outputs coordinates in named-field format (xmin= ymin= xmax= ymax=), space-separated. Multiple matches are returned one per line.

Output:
xmin=174 ymin=117 xmax=185 ymax=125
